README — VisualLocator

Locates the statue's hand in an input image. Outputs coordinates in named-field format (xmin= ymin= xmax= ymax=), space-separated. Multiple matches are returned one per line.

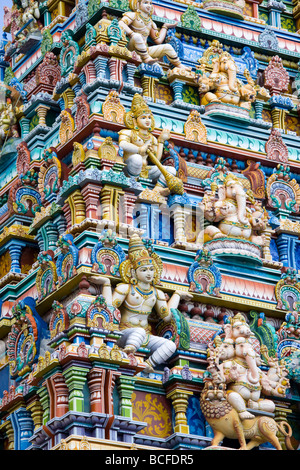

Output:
xmin=140 ymin=142 xmax=152 ymax=156
xmin=89 ymin=275 xmax=111 ymax=286
xmin=158 ymin=129 xmax=170 ymax=143
xmin=229 ymin=365 xmax=240 ymax=381
xmin=162 ymin=22 xmax=178 ymax=30
xmin=238 ymin=215 xmax=249 ymax=225
xmin=174 ymin=290 xmax=193 ymax=301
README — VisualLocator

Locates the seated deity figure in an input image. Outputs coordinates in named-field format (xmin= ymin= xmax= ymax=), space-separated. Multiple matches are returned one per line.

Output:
xmin=210 ymin=314 xmax=279 ymax=420
xmin=197 ymin=46 xmax=256 ymax=110
xmin=91 ymin=234 xmax=191 ymax=373
xmin=198 ymin=173 xmax=267 ymax=247
xmin=119 ymin=0 xmax=188 ymax=68
xmin=119 ymin=93 xmax=177 ymax=196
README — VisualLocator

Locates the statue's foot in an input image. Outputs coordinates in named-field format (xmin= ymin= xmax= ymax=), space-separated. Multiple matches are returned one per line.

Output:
xmin=153 ymin=185 xmax=170 ymax=197
xmin=239 ymin=410 xmax=255 ymax=420
xmin=124 ymin=345 xmax=136 ymax=354
xmin=144 ymin=56 xmax=158 ymax=64
xmin=144 ymin=360 xmax=155 ymax=374
xmin=212 ymin=232 xmax=228 ymax=239
xmin=248 ymin=399 xmax=259 ymax=410
xmin=176 ymin=64 xmax=192 ymax=71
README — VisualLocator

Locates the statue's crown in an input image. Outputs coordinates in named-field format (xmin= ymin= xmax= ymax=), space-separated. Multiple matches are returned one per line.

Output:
xmin=230 ymin=313 xmax=247 ymax=327
xmin=128 ymin=234 xmax=153 ymax=270
xmin=130 ymin=93 xmax=152 ymax=118
xmin=223 ymin=173 xmax=242 ymax=187
xmin=124 ymin=94 xmax=154 ymax=130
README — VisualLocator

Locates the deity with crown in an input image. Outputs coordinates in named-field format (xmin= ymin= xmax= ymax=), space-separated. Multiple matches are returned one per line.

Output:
xmin=207 ymin=313 xmax=289 ymax=421
xmin=196 ymin=41 xmax=257 ymax=115
xmin=91 ymin=234 xmax=191 ymax=373
xmin=119 ymin=0 xmax=188 ymax=68
xmin=197 ymin=170 xmax=269 ymax=262
xmin=118 ymin=93 xmax=178 ymax=197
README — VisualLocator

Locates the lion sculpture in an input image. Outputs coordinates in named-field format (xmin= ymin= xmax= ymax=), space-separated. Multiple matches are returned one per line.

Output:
xmin=200 ymin=378 xmax=294 ymax=450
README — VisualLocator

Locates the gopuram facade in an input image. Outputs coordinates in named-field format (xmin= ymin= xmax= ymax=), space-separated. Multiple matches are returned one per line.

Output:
xmin=0 ymin=0 xmax=300 ymax=451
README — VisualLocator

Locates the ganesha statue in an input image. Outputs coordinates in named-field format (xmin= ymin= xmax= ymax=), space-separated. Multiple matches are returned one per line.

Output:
xmin=196 ymin=41 xmax=256 ymax=114
xmin=198 ymin=171 xmax=268 ymax=262
xmin=0 ymin=97 xmax=21 ymax=142
xmin=206 ymin=313 xmax=290 ymax=421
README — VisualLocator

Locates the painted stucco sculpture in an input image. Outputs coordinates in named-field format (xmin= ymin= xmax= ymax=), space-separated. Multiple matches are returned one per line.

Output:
xmin=0 ymin=0 xmax=300 ymax=452
xmin=206 ymin=313 xmax=290 ymax=420
xmin=91 ymin=233 xmax=190 ymax=373
xmin=119 ymin=0 xmax=188 ymax=69
xmin=197 ymin=40 xmax=256 ymax=113
xmin=198 ymin=170 xmax=268 ymax=259
xmin=200 ymin=375 xmax=293 ymax=450
xmin=119 ymin=93 xmax=182 ymax=197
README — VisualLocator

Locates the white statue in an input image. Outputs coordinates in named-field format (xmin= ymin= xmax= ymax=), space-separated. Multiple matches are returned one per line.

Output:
xmin=91 ymin=234 xmax=192 ymax=373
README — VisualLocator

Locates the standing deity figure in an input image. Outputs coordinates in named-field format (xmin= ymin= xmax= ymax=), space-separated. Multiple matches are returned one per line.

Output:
xmin=119 ymin=0 xmax=187 ymax=68
xmin=91 ymin=234 xmax=190 ymax=373
xmin=208 ymin=314 xmax=288 ymax=420
xmin=119 ymin=93 xmax=177 ymax=196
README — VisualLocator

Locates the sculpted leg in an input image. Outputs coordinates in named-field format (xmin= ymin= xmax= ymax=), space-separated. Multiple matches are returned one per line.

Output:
xmin=117 ymin=327 xmax=147 ymax=353
xmin=203 ymin=225 xmax=225 ymax=240
xmin=148 ymin=44 xmax=183 ymax=68
xmin=248 ymin=398 xmax=275 ymax=413
xmin=129 ymin=34 xmax=158 ymax=64
xmin=147 ymin=335 xmax=176 ymax=370
xmin=123 ymin=154 xmax=144 ymax=178
xmin=245 ymin=439 xmax=263 ymax=451
xmin=227 ymin=391 xmax=255 ymax=419
xmin=211 ymin=430 xmax=225 ymax=447
xmin=232 ymin=417 xmax=247 ymax=450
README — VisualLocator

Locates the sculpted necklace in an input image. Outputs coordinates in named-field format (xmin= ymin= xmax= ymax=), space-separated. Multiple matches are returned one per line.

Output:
xmin=133 ymin=129 xmax=151 ymax=143
xmin=134 ymin=285 xmax=154 ymax=299
xmin=138 ymin=11 xmax=152 ymax=24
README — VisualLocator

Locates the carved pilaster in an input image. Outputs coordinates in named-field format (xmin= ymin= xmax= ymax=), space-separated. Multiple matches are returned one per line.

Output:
xmin=166 ymin=388 xmax=193 ymax=434
xmin=26 ymin=397 xmax=44 ymax=431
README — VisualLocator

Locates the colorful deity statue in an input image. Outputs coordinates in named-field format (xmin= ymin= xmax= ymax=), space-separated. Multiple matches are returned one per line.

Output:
xmin=20 ymin=0 xmax=40 ymax=32
xmin=207 ymin=313 xmax=289 ymax=421
xmin=91 ymin=233 xmax=191 ymax=373
xmin=0 ymin=96 xmax=20 ymax=142
xmin=118 ymin=0 xmax=188 ymax=68
xmin=198 ymin=173 xmax=268 ymax=247
xmin=119 ymin=93 xmax=179 ymax=196
xmin=197 ymin=43 xmax=256 ymax=111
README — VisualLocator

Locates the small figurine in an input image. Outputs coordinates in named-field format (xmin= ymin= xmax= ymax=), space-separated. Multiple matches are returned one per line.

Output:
xmin=198 ymin=173 xmax=267 ymax=247
xmin=118 ymin=93 xmax=178 ymax=196
xmin=207 ymin=313 xmax=290 ymax=421
xmin=119 ymin=0 xmax=188 ymax=68
xmin=197 ymin=42 xmax=256 ymax=110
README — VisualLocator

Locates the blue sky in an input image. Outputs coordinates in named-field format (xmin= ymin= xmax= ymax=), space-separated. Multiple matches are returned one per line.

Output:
xmin=0 ymin=0 xmax=10 ymax=34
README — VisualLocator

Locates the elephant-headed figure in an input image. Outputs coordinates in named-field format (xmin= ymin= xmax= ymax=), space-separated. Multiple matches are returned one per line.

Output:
xmin=197 ymin=48 xmax=256 ymax=110
xmin=199 ymin=173 xmax=267 ymax=247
